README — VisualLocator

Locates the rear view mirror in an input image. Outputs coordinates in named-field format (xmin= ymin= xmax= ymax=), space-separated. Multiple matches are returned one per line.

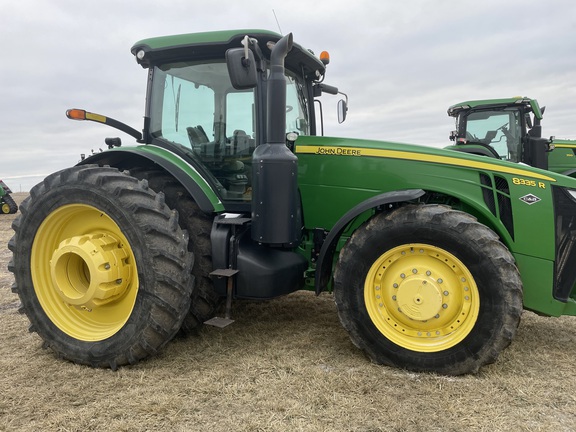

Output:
xmin=226 ymin=48 xmax=257 ymax=90
xmin=337 ymin=99 xmax=348 ymax=123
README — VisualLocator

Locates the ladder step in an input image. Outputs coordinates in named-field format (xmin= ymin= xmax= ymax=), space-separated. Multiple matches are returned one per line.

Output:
xmin=215 ymin=216 xmax=251 ymax=226
xmin=210 ymin=268 xmax=239 ymax=278
xmin=206 ymin=268 xmax=238 ymax=328
xmin=204 ymin=316 xmax=235 ymax=328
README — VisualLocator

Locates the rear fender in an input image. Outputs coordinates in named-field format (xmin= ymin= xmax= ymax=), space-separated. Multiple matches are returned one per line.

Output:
xmin=314 ymin=189 xmax=425 ymax=294
xmin=79 ymin=146 xmax=224 ymax=213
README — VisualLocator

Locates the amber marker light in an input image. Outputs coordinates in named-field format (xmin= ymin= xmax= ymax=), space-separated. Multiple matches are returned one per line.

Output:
xmin=66 ymin=109 xmax=87 ymax=121
xmin=320 ymin=51 xmax=330 ymax=66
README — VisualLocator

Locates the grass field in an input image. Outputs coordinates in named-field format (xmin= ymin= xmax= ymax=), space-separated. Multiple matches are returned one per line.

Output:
xmin=1 ymin=192 xmax=575 ymax=431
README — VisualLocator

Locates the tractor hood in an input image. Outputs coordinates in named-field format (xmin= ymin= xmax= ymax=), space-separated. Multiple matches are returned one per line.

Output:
xmin=294 ymin=135 xmax=571 ymax=185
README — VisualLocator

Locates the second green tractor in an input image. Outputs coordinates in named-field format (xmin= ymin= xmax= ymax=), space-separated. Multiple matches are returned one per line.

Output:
xmin=446 ymin=96 xmax=576 ymax=174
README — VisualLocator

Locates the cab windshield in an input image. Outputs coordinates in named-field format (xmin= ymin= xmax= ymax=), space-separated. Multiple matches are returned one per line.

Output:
xmin=149 ymin=60 xmax=309 ymax=201
xmin=463 ymin=109 xmax=522 ymax=161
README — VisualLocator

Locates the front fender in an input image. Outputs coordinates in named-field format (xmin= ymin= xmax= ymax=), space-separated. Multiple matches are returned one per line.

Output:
xmin=314 ymin=189 xmax=425 ymax=294
xmin=79 ymin=145 xmax=224 ymax=213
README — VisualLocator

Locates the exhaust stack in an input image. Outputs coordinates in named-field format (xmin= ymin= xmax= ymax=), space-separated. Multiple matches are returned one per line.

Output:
xmin=251 ymin=33 xmax=300 ymax=246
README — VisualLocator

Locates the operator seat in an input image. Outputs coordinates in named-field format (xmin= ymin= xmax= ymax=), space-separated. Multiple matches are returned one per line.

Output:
xmin=188 ymin=125 xmax=221 ymax=160
xmin=187 ymin=125 xmax=209 ymax=146
xmin=231 ymin=129 xmax=253 ymax=155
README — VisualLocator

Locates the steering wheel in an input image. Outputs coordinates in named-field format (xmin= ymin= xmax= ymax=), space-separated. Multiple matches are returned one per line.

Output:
xmin=463 ymin=132 xmax=501 ymax=158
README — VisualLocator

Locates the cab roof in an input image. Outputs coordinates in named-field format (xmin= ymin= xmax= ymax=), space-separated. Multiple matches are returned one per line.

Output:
xmin=447 ymin=96 xmax=543 ymax=120
xmin=131 ymin=29 xmax=326 ymax=79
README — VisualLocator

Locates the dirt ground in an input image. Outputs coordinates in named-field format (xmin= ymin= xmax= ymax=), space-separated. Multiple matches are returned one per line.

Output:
xmin=1 ymin=192 xmax=576 ymax=431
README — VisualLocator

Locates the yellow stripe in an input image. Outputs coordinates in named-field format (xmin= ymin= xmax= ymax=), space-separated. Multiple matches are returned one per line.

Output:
xmin=553 ymin=144 xmax=576 ymax=148
xmin=296 ymin=145 xmax=556 ymax=182
xmin=85 ymin=112 xmax=107 ymax=123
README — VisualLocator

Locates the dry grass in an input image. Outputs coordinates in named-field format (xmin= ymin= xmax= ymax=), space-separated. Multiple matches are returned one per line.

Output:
xmin=1 ymin=192 xmax=575 ymax=431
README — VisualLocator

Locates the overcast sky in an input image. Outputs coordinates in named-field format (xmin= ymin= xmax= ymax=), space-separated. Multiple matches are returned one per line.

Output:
xmin=2 ymin=0 xmax=576 ymax=191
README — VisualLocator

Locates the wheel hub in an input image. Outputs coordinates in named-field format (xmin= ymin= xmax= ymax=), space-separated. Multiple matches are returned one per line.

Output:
xmin=364 ymin=243 xmax=479 ymax=352
xmin=396 ymin=276 xmax=443 ymax=321
xmin=50 ymin=233 xmax=132 ymax=311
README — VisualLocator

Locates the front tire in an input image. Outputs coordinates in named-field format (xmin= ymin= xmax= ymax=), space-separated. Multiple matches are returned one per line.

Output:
xmin=8 ymin=165 xmax=193 ymax=368
xmin=334 ymin=204 xmax=523 ymax=375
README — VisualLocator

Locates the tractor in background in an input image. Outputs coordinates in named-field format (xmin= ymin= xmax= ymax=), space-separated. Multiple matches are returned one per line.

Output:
xmin=446 ymin=96 xmax=576 ymax=174
xmin=0 ymin=180 xmax=18 ymax=214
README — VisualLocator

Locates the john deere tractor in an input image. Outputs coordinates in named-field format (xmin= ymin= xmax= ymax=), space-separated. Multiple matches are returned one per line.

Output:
xmin=8 ymin=30 xmax=576 ymax=375
xmin=446 ymin=96 xmax=576 ymax=174
xmin=0 ymin=180 xmax=18 ymax=214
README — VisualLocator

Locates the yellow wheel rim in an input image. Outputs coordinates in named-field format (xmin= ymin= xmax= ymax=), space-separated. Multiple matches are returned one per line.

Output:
xmin=31 ymin=204 xmax=138 ymax=341
xmin=1 ymin=202 xmax=10 ymax=214
xmin=364 ymin=243 xmax=479 ymax=352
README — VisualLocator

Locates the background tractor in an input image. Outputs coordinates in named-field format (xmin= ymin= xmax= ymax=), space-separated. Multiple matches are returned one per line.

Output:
xmin=8 ymin=30 xmax=576 ymax=375
xmin=446 ymin=96 xmax=576 ymax=174
xmin=0 ymin=180 xmax=18 ymax=214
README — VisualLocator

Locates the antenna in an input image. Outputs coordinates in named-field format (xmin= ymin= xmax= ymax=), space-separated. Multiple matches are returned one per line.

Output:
xmin=272 ymin=9 xmax=283 ymax=34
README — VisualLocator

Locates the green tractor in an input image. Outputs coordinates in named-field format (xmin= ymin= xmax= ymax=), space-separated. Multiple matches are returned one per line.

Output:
xmin=446 ymin=96 xmax=576 ymax=174
xmin=8 ymin=31 xmax=576 ymax=375
xmin=0 ymin=180 xmax=18 ymax=214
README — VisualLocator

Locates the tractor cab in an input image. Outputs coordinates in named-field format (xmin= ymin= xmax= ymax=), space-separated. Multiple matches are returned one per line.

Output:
xmin=143 ymin=58 xmax=306 ymax=202
xmin=130 ymin=30 xmax=344 ymax=208
xmin=446 ymin=97 xmax=552 ymax=170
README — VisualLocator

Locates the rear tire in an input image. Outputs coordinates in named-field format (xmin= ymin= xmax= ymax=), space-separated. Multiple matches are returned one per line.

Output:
xmin=8 ymin=165 xmax=193 ymax=368
xmin=334 ymin=204 xmax=523 ymax=375
xmin=127 ymin=168 xmax=220 ymax=333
